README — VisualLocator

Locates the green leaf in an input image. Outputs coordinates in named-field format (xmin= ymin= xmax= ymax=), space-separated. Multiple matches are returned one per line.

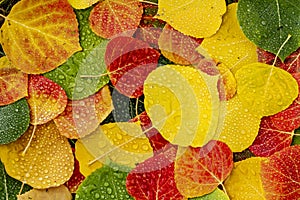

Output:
xmin=237 ymin=0 xmax=300 ymax=60
xmin=189 ymin=188 xmax=229 ymax=200
xmin=0 ymin=160 xmax=31 ymax=200
xmin=44 ymin=8 xmax=109 ymax=100
xmin=75 ymin=165 xmax=133 ymax=200
xmin=292 ymin=128 xmax=300 ymax=145
xmin=0 ymin=98 xmax=29 ymax=144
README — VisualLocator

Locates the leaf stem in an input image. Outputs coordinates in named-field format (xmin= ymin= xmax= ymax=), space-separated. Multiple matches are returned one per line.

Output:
xmin=139 ymin=0 xmax=158 ymax=5
xmin=0 ymin=13 xmax=6 ymax=19
xmin=18 ymin=182 xmax=25 ymax=195
xmin=22 ymin=125 xmax=37 ymax=156
xmin=272 ymin=34 xmax=292 ymax=66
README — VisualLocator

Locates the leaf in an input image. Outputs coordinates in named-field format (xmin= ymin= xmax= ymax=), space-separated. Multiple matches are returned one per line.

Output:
xmin=217 ymin=63 xmax=237 ymax=101
xmin=89 ymin=0 xmax=143 ymax=39
xmin=67 ymin=0 xmax=100 ymax=9
xmin=0 ymin=121 xmax=74 ymax=189
xmin=27 ymin=75 xmax=67 ymax=125
xmin=75 ymin=140 xmax=103 ymax=177
xmin=17 ymin=185 xmax=72 ymax=200
xmin=190 ymin=188 xmax=229 ymax=200
xmin=199 ymin=3 xmax=258 ymax=74
xmin=261 ymin=145 xmax=300 ymax=200
xmin=216 ymin=96 xmax=261 ymax=152
xmin=144 ymin=65 xmax=222 ymax=147
xmin=156 ymin=0 xmax=226 ymax=38
xmin=237 ymin=0 xmax=300 ymax=60
xmin=249 ymin=117 xmax=293 ymax=157
xmin=54 ymin=85 xmax=113 ymax=139
xmin=64 ymin=148 xmax=85 ymax=193
xmin=0 ymin=98 xmax=30 ymax=144
xmin=236 ymin=62 xmax=298 ymax=116
xmin=0 ymin=56 xmax=28 ymax=106
xmin=75 ymin=164 xmax=133 ymax=200
xmin=0 ymin=160 xmax=31 ymax=200
xmin=224 ymin=157 xmax=266 ymax=200
xmin=78 ymin=122 xmax=153 ymax=169
xmin=267 ymin=72 xmax=300 ymax=131
xmin=158 ymin=24 xmax=203 ymax=65
xmin=44 ymin=8 xmax=109 ymax=100
xmin=174 ymin=140 xmax=233 ymax=198
xmin=0 ymin=0 xmax=81 ymax=74
xmin=126 ymin=146 xmax=185 ymax=200
xmin=105 ymin=36 xmax=160 ymax=98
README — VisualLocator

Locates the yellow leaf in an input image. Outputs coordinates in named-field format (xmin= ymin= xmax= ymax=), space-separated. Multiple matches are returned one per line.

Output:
xmin=77 ymin=122 xmax=153 ymax=171
xmin=235 ymin=62 xmax=298 ymax=116
xmin=75 ymin=140 xmax=103 ymax=177
xmin=217 ymin=63 xmax=237 ymax=100
xmin=0 ymin=121 xmax=74 ymax=189
xmin=67 ymin=0 xmax=99 ymax=9
xmin=215 ymin=96 xmax=261 ymax=152
xmin=17 ymin=185 xmax=72 ymax=200
xmin=0 ymin=0 xmax=82 ymax=74
xmin=224 ymin=157 xmax=267 ymax=200
xmin=199 ymin=3 xmax=257 ymax=73
xmin=144 ymin=65 xmax=222 ymax=147
xmin=156 ymin=0 xmax=226 ymax=38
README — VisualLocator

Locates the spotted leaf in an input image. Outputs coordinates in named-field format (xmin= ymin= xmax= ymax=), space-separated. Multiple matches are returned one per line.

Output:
xmin=190 ymin=188 xmax=229 ymax=200
xmin=0 ymin=0 xmax=81 ymax=74
xmin=27 ymin=75 xmax=67 ymax=125
xmin=0 ymin=121 xmax=74 ymax=189
xmin=175 ymin=140 xmax=233 ymax=198
xmin=67 ymin=0 xmax=99 ymax=9
xmin=0 ymin=56 xmax=28 ymax=106
xmin=17 ymin=185 xmax=72 ymax=200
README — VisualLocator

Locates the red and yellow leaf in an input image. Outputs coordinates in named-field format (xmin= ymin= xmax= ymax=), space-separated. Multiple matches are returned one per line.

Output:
xmin=27 ymin=75 xmax=67 ymax=125
xmin=0 ymin=56 xmax=28 ymax=106
xmin=105 ymin=36 xmax=160 ymax=98
xmin=261 ymin=145 xmax=300 ymax=200
xmin=54 ymin=85 xmax=113 ymax=139
xmin=249 ymin=117 xmax=293 ymax=157
xmin=89 ymin=0 xmax=143 ymax=38
xmin=126 ymin=146 xmax=185 ymax=200
xmin=174 ymin=140 xmax=233 ymax=198
xmin=0 ymin=0 xmax=81 ymax=74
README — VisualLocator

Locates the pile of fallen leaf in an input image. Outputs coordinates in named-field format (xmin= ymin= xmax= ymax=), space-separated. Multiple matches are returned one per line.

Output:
xmin=0 ymin=0 xmax=300 ymax=199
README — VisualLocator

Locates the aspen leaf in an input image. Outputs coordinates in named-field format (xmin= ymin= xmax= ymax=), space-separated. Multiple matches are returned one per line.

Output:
xmin=217 ymin=63 xmax=237 ymax=101
xmin=0 ymin=0 xmax=81 ymax=74
xmin=89 ymin=0 xmax=143 ymax=38
xmin=261 ymin=145 xmax=300 ymax=200
xmin=175 ymin=140 xmax=233 ymax=198
xmin=0 ymin=121 xmax=74 ymax=189
xmin=17 ymin=185 xmax=72 ymax=200
xmin=190 ymin=188 xmax=229 ymax=200
xmin=156 ymin=0 xmax=226 ymax=38
xmin=27 ymin=75 xmax=67 ymax=125
xmin=144 ymin=65 xmax=222 ymax=147
xmin=199 ymin=3 xmax=257 ymax=74
xmin=0 ymin=56 xmax=28 ymax=106
xmin=235 ymin=62 xmax=298 ymax=116
xmin=54 ymin=85 xmax=113 ymax=139
xmin=224 ymin=157 xmax=266 ymax=200
xmin=78 ymin=122 xmax=153 ymax=170
xmin=68 ymin=0 xmax=99 ymax=9
xmin=216 ymin=96 xmax=261 ymax=152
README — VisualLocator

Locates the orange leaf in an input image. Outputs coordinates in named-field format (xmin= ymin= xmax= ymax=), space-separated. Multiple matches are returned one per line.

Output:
xmin=0 ymin=0 xmax=81 ymax=74
xmin=89 ymin=0 xmax=143 ymax=38
xmin=174 ymin=140 xmax=233 ymax=198
xmin=54 ymin=85 xmax=113 ymax=139
xmin=0 ymin=56 xmax=28 ymax=106
xmin=27 ymin=75 xmax=67 ymax=125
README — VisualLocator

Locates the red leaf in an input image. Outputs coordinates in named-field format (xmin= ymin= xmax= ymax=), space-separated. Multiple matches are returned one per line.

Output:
xmin=258 ymin=47 xmax=300 ymax=73
xmin=261 ymin=145 xmax=300 ymax=200
xmin=174 ymin=140 xmax=233 ymax=197
xmin=266 ymin=73 xmax=300 ymax=131
xmin=126 ymin=146 xmax=185 ymax=200
xmin=89 ymin=0 xmax=143 ymax=38
xmin=105 ymin=36 xmax=160 ymax=98
xmin=65 ymin=148 xmax=85 ymax=193
xmin=27 ymin=75 xmax=67 ymax=125
xmin=158 ymin=24 xmax=203 ymax=65
xmin=249 ymin=117 xmax=293 ymax=157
